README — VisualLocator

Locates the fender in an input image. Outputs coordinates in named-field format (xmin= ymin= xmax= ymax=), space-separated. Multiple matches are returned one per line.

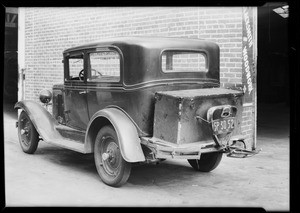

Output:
xmin=14 ymin=100 xmax=62 ymax=142
xmin=85 ymin=108 xmax=146 ymax=162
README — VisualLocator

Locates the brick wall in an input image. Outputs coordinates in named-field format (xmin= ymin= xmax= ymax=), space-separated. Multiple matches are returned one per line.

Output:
xmin=22 ymin=7 xmax=254 ymax=145
xmin=242 ymin=106 xmax=255 ymax=148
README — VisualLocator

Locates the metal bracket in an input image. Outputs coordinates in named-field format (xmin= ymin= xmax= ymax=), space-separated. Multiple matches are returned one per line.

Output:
xmin=64 ymin=109 xmax=71 ymax=122
xmin=195 ymin=115 xmax=211 ymax=123
xmin=226 ymin=146 xmax=261 ymax=158
xmin=225 ymin=139 xmax=261 ymax=158
xmin=212 ymin=134 xmax=222 ymax=147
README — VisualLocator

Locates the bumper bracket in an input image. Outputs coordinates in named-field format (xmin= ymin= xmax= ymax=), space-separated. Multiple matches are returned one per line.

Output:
xmin=225 ymin=138 xmax=261 ymax=158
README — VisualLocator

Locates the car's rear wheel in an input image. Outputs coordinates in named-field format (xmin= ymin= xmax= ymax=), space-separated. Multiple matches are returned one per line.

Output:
xmin=94 ymin=125 xmax=131 ymax=187
xmin=188 ymin=152 xmax=223 ymax=172
xmin=17 ymin=111 xmax=39 ymax=154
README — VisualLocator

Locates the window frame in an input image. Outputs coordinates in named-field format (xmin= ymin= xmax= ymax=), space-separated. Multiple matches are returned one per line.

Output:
xmin=86 ymin=47 xmax=122 ymax=84
xmin=160 ymin=48 xmax=209 ymax=74
xmin=64 ymin=50 xmax=85 ymax=83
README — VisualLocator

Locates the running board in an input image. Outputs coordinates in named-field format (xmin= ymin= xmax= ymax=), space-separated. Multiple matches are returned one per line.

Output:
xmin=38 ymin=124 xmax=89 ymax=154
xmin=43 ymin=138 xmax=87 ymax=154
xmin=55 ymin=125 xmax=85 ymax=142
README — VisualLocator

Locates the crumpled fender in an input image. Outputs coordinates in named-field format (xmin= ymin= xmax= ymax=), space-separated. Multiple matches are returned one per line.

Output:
xmin=85 ymin=107 xmax=145 ymax=162
xmin=14 ymin=100 xmax=62 ymax=141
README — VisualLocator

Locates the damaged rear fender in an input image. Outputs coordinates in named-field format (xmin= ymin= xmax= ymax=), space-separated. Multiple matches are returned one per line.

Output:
xmin=85 ymin=107 xmax=146 ymax=163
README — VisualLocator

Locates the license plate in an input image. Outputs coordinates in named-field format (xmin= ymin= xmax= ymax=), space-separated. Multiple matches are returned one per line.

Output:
xmin=212 ymin=117 xmax=235 ymax=135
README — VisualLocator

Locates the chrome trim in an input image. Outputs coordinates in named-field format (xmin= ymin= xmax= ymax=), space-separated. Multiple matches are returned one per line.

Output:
xmin=123 ymin=78 xmax=219 ymax=89
xmin=67 ymin=81 xmax=220 ymax=92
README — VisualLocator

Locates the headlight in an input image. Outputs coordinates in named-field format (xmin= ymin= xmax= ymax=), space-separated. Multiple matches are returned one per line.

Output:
xmin=39 ymin=89 xmax=52 ymax=104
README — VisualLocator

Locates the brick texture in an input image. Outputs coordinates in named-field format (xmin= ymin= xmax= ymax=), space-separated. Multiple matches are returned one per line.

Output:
xmin=22 ymin=7 xmax=254 ymax=144
xmin=241 ymin=105 xmax=255 ymax=148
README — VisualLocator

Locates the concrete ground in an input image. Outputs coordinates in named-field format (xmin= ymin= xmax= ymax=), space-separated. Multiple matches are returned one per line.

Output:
xmin=3 ymin=101 xmax=289 ymax=210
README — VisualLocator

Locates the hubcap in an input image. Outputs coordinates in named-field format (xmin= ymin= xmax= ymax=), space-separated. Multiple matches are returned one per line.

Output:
xmin=100 ymin=137 xmax=121 ymax=176
xmin=102 ymin=152 xmax=110 ymax=161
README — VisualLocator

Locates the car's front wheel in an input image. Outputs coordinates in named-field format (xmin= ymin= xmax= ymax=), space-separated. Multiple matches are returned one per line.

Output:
xmin=188 ymin=152 xmax=223 ymax=172
xmin=94 ymin=125 xmax=131 ymax=187
xmin=17 ymin=111 xmax=39 ymax=154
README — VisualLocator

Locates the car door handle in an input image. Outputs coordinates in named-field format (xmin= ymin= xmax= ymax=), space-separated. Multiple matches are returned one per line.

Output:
xmin=79 ymin=91 xmax=87 ymax=94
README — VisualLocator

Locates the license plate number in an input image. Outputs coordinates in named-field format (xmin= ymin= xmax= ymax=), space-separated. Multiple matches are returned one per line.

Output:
xmin=212 ymin=117 xmax=235 ymax=135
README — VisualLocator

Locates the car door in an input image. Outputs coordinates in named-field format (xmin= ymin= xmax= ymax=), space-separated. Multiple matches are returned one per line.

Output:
xmin=85 ymin=47 xmax=123 ymax=117
xmin=63 ymin=50 xmax=89 ymax=130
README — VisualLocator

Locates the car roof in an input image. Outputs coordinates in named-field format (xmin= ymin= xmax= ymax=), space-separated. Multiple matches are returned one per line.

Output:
xmin=63 ymin=36 xmax=220 ymax=86
xmin=63 ymin=36 xmax=219 ymax=53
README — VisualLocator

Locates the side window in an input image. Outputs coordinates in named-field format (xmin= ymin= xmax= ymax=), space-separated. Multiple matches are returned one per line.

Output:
xmin=66 ymin=54 xmax=84 ymax=81
xmin=87 ymin=51 xmax=120 ymax=82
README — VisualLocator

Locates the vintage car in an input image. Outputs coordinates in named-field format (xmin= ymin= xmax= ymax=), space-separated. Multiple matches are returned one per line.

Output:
xmin=15 ymin=37 xmax=260 ymax=187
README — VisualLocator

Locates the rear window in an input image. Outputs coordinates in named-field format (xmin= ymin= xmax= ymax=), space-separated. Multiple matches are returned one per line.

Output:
xmin=161 ymin=50 xmax=207 ymax=73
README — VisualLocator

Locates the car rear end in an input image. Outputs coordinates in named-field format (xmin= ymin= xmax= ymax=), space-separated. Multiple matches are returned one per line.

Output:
xmin=141 ymin=87 xmax=259 ymax=160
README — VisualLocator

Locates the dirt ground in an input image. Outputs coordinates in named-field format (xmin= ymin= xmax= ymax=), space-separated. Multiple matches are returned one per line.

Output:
xmin=3 ymin=102 xmax=289 ymax=210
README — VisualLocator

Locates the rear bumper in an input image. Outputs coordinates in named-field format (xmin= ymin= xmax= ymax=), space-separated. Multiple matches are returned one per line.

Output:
xmin=141 ymin=137 xmax=223 ymax=160
xmin=141 ymin=135 xmax=261 ymax=160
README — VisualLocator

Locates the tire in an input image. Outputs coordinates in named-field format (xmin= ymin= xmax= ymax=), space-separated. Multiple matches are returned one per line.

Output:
xmin=94 ymin=125 xmax=131 ymax=187
xmin=188 ymin=152 xmax=223 ymax=172
xmin=17 ymin=111 xmax=39 ymax=154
